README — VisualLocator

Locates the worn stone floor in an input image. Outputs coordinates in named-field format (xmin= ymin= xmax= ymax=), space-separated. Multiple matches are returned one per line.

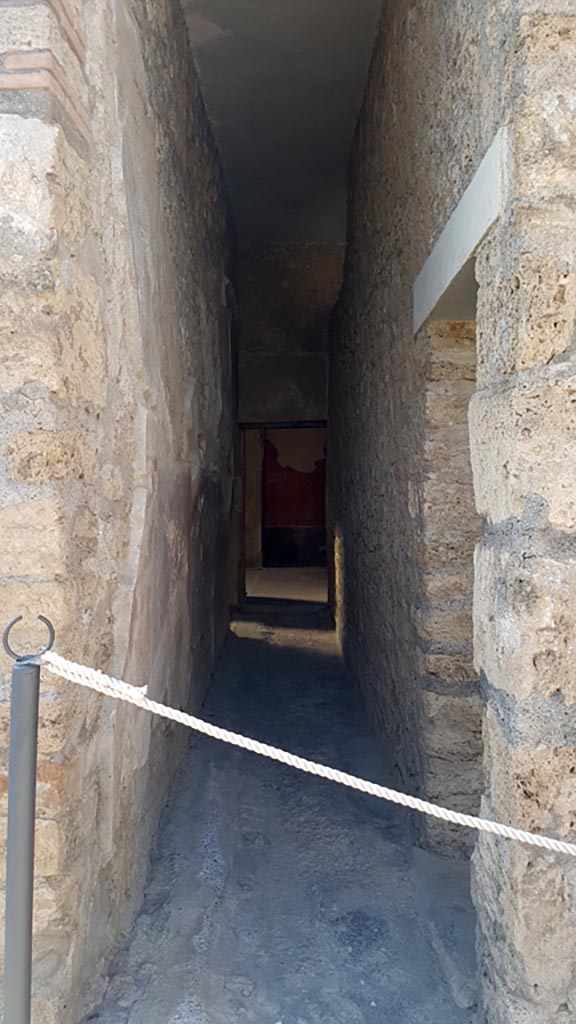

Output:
xmin=84 ymin=598 xmax=476 ymax=1024
xmin=244 ymin=567 xmax=328 ymax=604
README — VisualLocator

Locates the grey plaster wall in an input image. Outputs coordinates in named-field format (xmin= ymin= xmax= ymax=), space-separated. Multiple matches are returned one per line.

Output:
xmin=183 ymin=0 xmax=382 ymax=242
xmin=237 ymin=243 xmax=343 ymax=424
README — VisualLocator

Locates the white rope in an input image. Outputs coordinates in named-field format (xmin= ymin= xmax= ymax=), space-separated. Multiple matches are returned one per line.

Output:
xmin=39 ymin=650 xmax=576 ymax=859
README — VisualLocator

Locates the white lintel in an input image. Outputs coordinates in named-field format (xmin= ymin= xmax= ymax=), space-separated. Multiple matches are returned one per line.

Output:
xmin=412 ymin=126 xmax=508 ymax=333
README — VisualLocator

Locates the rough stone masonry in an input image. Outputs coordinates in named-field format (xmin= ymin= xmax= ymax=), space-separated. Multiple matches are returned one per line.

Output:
xmin=0 ymin=1 xmax=234 ymax=1020
xmin=329 ymin=2 xmax=576 ymax=1021
xmin=0 ymin=1 xmax=575 ymax=1023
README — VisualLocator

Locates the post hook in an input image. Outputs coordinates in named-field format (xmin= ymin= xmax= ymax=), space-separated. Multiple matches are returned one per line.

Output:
xmin=3 ymin=616 xmax=55 ymax=662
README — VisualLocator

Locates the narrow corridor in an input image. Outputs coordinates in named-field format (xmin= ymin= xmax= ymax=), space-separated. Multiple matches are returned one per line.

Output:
xmin=84 ymin=598 xmax=476 ymax=1024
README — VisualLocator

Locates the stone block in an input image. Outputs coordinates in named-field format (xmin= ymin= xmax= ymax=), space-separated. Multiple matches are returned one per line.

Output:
xmin=422 ymin=475 xmax=479 ymax=528
xmin=0 ymin=817 xmax=62 ymax=879
xmin=424 ymin=815 xmax=477 ymax=857
xmin=481 ymin=706 xmax=576 ymax=837
xmin=0 ymin=879 xmax=65 ymax=969
xmin=0 ymin=114 xmax=58 ymax=259
xmin=0 ymin=326 xmax=61 ymax=395
xmin=421 ymin=567 xmax=475 ymax=602
xmin=470 ymin=372 xmax=576 ymax=530
xmin=425 ymin=379 xmax=476 ymax=430
xmin=514 ymin=90 xmax=576 ymax=196
xmin=419 ymin=650 xmax=477 ymax=683
xmin=0 ymin=499 xmax=67 ymax=578
xmin=511 ymin=15 xmax=576 ymax=198
xmin=416 ymin=602 xmax=473 ymax=648
xmin=424 ymin=426 xmax=474 ymax=468
xmin=37 ymin=688 xmax=88 ymax=757
xmin=421 ymin=690 xmax=482 ymax=762
xmin=474 ymin=542 xmax=576 ymax=702
xmin=476 ymin=204 xmax=576 ymax=384
xmin=427 ymin=321 xmax=476 ymax=384
xmin=473 ymin=829 xmax=576 ymax=1023
xmin=3 ymin=430 xmax=83 ymax=485
xmin=420 ymin=528 xmax=479 ymax=572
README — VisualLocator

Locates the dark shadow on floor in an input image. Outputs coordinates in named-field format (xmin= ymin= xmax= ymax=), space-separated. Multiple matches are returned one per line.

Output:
xmin=83 ymin=604 xmax=477 ymax=1024
xmin=236 ymin=598 xmax=332 ymax=631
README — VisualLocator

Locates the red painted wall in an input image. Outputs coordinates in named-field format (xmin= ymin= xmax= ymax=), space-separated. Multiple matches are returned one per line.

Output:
xmin=261 ymin=428 xmax=327 ymax=566
xmin=263 ymin=439 xmax=326 ymax=528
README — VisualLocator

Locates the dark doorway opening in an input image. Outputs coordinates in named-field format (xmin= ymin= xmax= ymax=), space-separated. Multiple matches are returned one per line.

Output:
xmin=242 ymin=423 xmax=327 ymax=601
xmin=262 ymin=427 xmax=326 ymax=567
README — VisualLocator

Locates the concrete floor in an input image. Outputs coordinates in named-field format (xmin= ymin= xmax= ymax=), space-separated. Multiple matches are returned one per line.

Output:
xmin=84 ymin=601 xmax=476 ymax=1024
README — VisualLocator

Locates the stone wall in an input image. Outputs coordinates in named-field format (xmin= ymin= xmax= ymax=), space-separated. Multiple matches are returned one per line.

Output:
xmin=469 ymin=7 xmax=576 ymax=1020
xmin=329 ymin=0 xmax=507 ymax=827
xmin=0 ymin=1 xmax=234 ymax=1020
xmin=329 ymin=1 xmax=576 ymax=1019
xmin=237 ymin=243 xmax=342 ymax=424
xmin=244 ymin=429 xmax=263 ymax=568
xmin=416 ymin=321 xmax=482 ymax=853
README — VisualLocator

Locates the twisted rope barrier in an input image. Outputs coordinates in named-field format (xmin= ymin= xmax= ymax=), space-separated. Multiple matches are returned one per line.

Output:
xmin=39 ymin=649 xmax=576 ymax=858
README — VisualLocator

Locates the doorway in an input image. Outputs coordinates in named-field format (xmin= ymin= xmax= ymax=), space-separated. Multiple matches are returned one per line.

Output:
xmin=243 ymin=424 xmax=327 ymax=603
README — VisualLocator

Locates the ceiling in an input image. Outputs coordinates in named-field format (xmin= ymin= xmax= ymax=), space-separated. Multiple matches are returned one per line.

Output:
xmin=183 ymin=0 xmax=381 ymax=243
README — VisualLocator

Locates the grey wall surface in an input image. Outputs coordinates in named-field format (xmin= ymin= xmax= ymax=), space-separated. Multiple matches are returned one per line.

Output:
xmin=183 ymin=0 xmax=381 ymax=242
xmin=237 ymin=243 xmax=343 ymax=424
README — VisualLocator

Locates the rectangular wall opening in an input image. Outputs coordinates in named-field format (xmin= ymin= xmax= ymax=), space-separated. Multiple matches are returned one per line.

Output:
xmin=242 ymin=424 xmax=327 ymax=604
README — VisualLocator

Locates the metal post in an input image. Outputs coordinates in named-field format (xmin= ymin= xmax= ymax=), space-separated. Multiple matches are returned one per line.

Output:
xmin=2 ymin=615 xmax=55 ymax=1024
xmin=4 ymin=659 xmax=40 ymax=1024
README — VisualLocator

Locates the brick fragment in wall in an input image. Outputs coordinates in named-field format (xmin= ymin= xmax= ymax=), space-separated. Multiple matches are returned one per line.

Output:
xmin=0 ymin=25 xmax=90 ymax=153
xmin=45 ymin=0 xmax=86 ymax=65
xmin=0 ymin=3 xmax=85 ymax=71
xmin=2 ymin=48 xmax=88 ymax=120
xmin=0 ymin=771 xmax=47 ymax=824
